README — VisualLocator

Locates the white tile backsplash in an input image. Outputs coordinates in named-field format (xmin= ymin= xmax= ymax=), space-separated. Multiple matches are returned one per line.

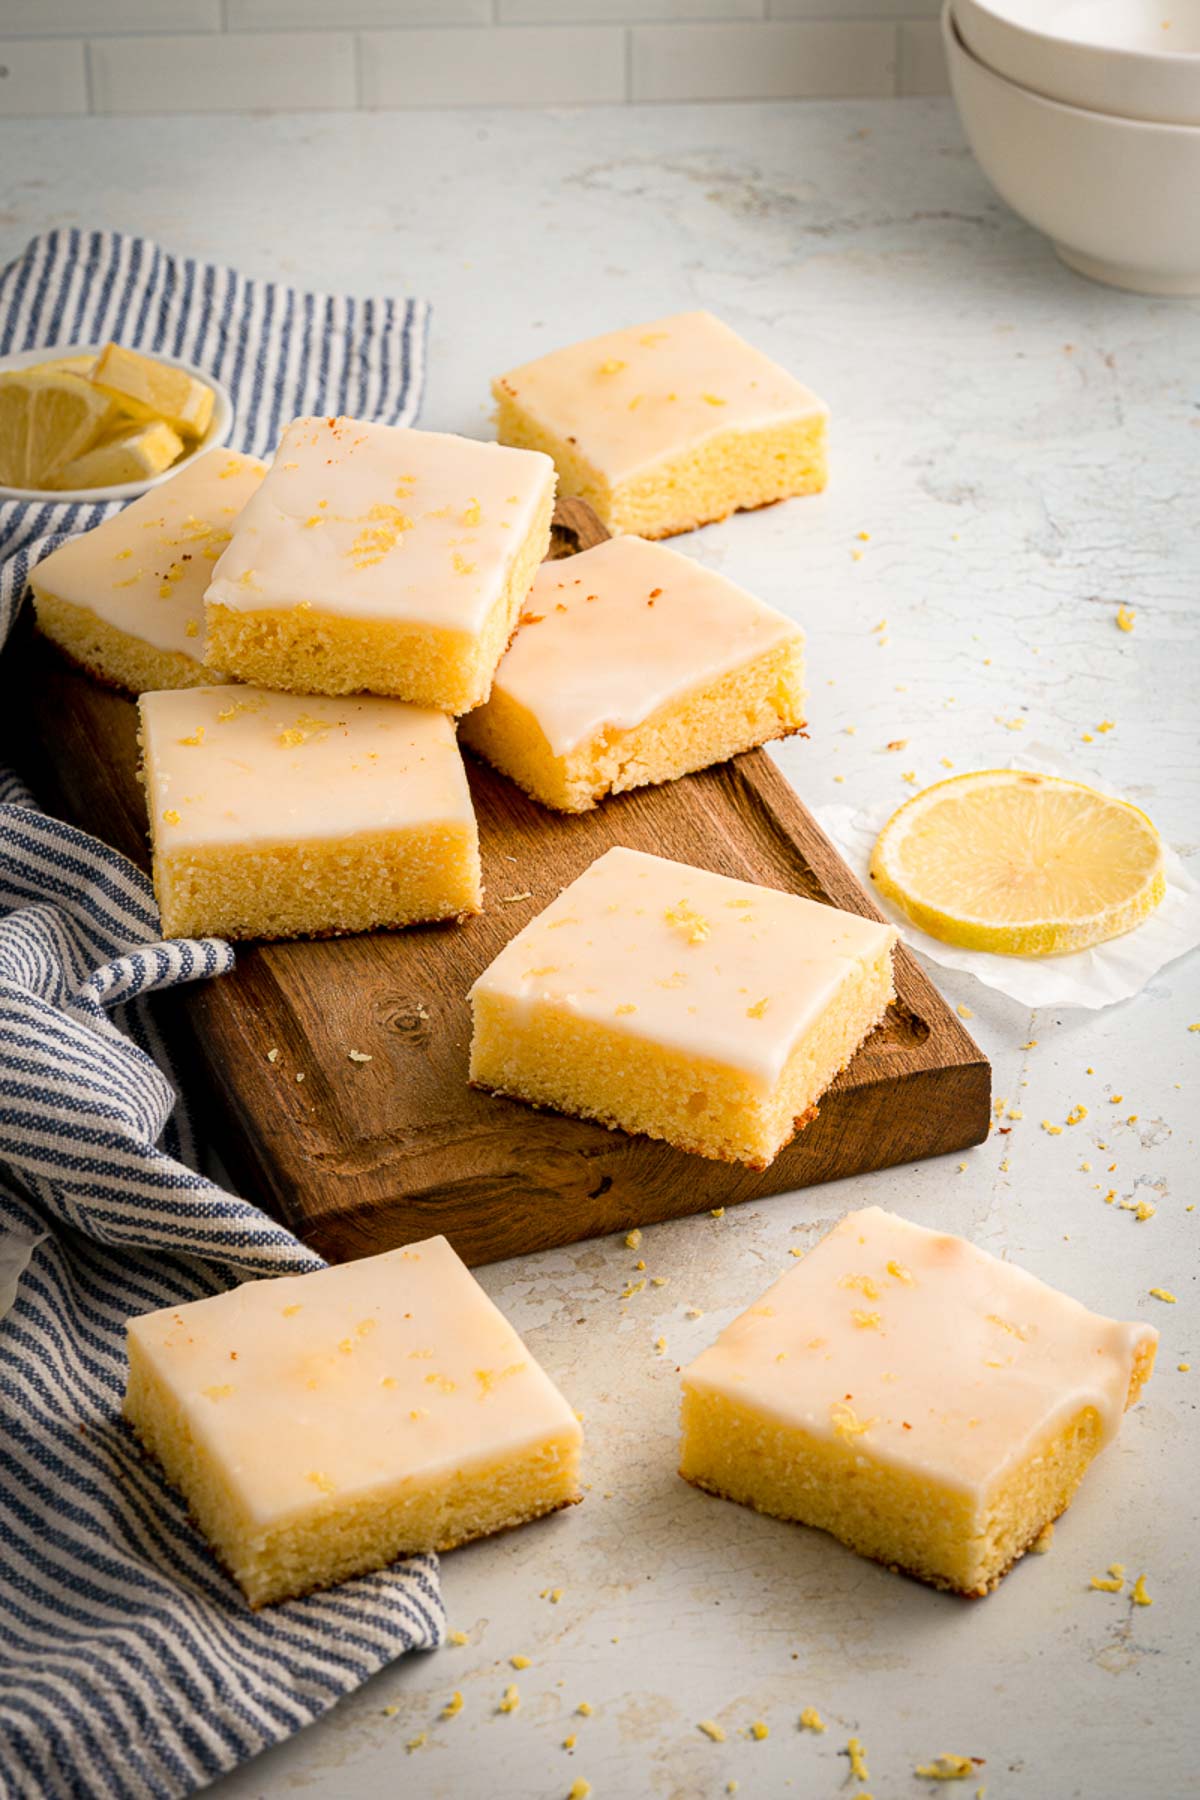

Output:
xmin=0 ymin=1 xmax=947 ymax=113
xmin=89 ymin=30 xmax=357 ymax=114
xmin=3 ymin=0 xmax=219 ymax=33
xmin=0 ymin=38 xmax=87 ymax=116
xmin=500 ymin=0 xmax=763 ymax=19
xmin=633 ymin=20 xmax=896 ymax=100
xmin=360 ymin=24 xmax=627 ymax=107
xmin=227 ymin=0 xmax=490 ymax=27
xmin=898 ymin=18 xmax=949 ymax=94
xmin=771 ymin=0 xmax=940 ymax=16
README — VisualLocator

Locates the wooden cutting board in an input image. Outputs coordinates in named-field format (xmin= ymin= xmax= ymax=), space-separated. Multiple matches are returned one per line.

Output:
xmin=2 ymin=498 xmax=989 ymax=1266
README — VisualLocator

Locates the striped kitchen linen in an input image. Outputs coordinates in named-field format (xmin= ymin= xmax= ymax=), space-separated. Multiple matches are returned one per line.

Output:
xmin=0 ymin=230 xmax=441 ymax=1800
xmin=1 ymin=225 xmax=428 ymax=641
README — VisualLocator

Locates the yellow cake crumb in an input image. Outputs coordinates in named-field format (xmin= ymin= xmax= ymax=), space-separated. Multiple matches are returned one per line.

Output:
xmin=956 ymin=1003 xmax=974 ymax=1019
xmin=576 ymin=1700 xmax=593 ymax=1716
xmin=625 ymin=1229 xmax=642 ymax=1249
xmin=698 ymin=1720 xmax=726 ymax=1742
xmin=567 ymin=1782 xmax=591 ymax=1800
xmin=563 ymin=1734 xmax=576 ymax=1749
xmin=750 ymin=1720 xmax=769 ymax=1740
xmin=799 ymin=1706 xmax=826 ymax=1733
xmin=1149 ymin=1288 xmax=1176 ymax=1303
xmin=848 ymin=1737 xmax=870 ymax=1780
xmin=511 ymin=1654 xmax=531 ymax=1670
xmin=1116 ymin=606 xmax=1135 ymax=632
xmin=497 ymin=1684 xmax=520 ymax=1714
xmin=1090 ymin=1565 xmax=1125 ymax=1592
xmin=1131 ymin=1573 xmax=1153 ymax=1605
xmin=915 ymin=1753 xmax=976 ymax=1780
xmin=443 ymin=1691 xmax=464 ymax=1718
xmin=406 ymin=1733 xmax=426 ymax=1753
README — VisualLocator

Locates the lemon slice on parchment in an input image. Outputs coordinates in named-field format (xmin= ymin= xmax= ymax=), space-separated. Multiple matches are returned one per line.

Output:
xmin=869 ymin=770 xmax=1165 ymax=957
xmin=0 ymin=363 xmax=115 ymax=489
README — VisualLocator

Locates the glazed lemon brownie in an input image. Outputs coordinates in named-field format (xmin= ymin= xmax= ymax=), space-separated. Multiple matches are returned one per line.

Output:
xmin=139 ymin=685 xmax=481 ymax=941
xmin=459 ymin=535 xmax=806 ymax=813
xmin=30 ymin=447 xmax=265 ymax=693
xmin=493 ymin=310 xmax=828 ymax=540
xmin=204 ymin=417 xmax=556 ymax=713
xmin=680 ymin=1206 xmax=1157 ymax=1596
xmin=469 ymin=847 xmax=895 ymax=1168
xmin=124 ymin=1235 xmax=584 ymax=1608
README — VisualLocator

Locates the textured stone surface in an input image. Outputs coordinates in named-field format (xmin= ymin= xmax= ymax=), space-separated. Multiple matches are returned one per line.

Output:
xmin=2 ymin=96 xmax=1194 ymax=1799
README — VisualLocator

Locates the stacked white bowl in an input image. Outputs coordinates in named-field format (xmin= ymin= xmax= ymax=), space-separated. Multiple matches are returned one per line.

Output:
xmin=943 ymin=0 xmax=1200 ymax=292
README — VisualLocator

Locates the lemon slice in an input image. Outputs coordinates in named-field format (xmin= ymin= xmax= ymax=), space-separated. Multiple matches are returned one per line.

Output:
xmin=90 ymin=342 xmax=214 ymax=440
xmin=0 ymin=365 xmax=114 ymax=489
xmin=51 ymin=419 xmax=184 ymax=491
xmin=869 ymin=770 xmax=1165 ymax=957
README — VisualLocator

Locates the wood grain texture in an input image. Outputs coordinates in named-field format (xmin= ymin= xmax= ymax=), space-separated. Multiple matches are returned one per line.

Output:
xmin=2 ymin=499 xmax=990 ymax=1266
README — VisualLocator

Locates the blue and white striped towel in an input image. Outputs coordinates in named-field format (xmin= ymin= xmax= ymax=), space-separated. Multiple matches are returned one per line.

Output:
xmin=0 ymin=231 xmax=441 ymax=1800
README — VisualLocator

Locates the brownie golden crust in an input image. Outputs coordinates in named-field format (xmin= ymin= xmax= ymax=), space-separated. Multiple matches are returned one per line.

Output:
xmin=469 ymin=847 xmax=895 ymax=1168
xmin=123 ymin=1235 xmax=583 ymax=1608
xmin=493 ymin=309 xmax=827 ymax=539
xmin=138 ymin=686 xmax=481 ymax=943
xmin=460 ymin=534 xmax=806 ymax=813
xmin=204 ymin=417 xmax=555 ymax=712
xmin=679 ymin=1206 xmax=1157 ymax=1595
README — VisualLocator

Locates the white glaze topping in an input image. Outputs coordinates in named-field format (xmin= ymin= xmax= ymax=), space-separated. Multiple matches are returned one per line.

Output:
xmin=485 ymin=534 xmax=803 ymax=757
xmin=126 ymin=1235 xmax=581 ymax=1527
xmin=495 ymin=310 xmax=828 ymax=484
xmin=140 ymin=685 xmax=475 ymax=851
xmin=684 ymin=1206 xmax=1156 ymax=1494
xmin=206 ymin=417 xmax=554 ymax=630
xmin=469 ymin=846 xmax=894 ymax=1091
xmin=32 ymin=447 xmax=265 ymax=658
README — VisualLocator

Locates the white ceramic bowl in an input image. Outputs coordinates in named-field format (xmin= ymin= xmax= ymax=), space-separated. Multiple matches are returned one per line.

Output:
xmin=0 ymin=344 xmax=233 ymax=504
xmin=956 ymin=0 xmax=1200 ymax=125
xmin=945 ymin=4 xmax=1200 ymax=293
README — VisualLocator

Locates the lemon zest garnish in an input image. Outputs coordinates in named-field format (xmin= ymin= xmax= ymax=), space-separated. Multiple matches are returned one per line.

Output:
xmin=915 ymin=1754 xmax=976 ymax=1780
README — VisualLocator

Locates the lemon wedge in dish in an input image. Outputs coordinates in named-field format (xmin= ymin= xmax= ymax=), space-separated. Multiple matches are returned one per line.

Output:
xmin=869 ymin=770 xmax=1165 ymax=956
xmin=0 ymin=364 xmax=115 ymax=489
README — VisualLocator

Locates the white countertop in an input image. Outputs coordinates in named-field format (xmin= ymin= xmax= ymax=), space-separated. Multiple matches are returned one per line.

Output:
xmin=2 ymin=96 xmax=1196 ymax=1800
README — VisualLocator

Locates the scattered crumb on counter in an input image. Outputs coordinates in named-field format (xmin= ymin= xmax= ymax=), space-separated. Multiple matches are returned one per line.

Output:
xmin=915 ymin=1753 xmax=977 ymax=1780
xmin=698 ymin=1720 xmax=726 ymax=1741
xmin=848 ymin=1736 xmax=870 ymax=1780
